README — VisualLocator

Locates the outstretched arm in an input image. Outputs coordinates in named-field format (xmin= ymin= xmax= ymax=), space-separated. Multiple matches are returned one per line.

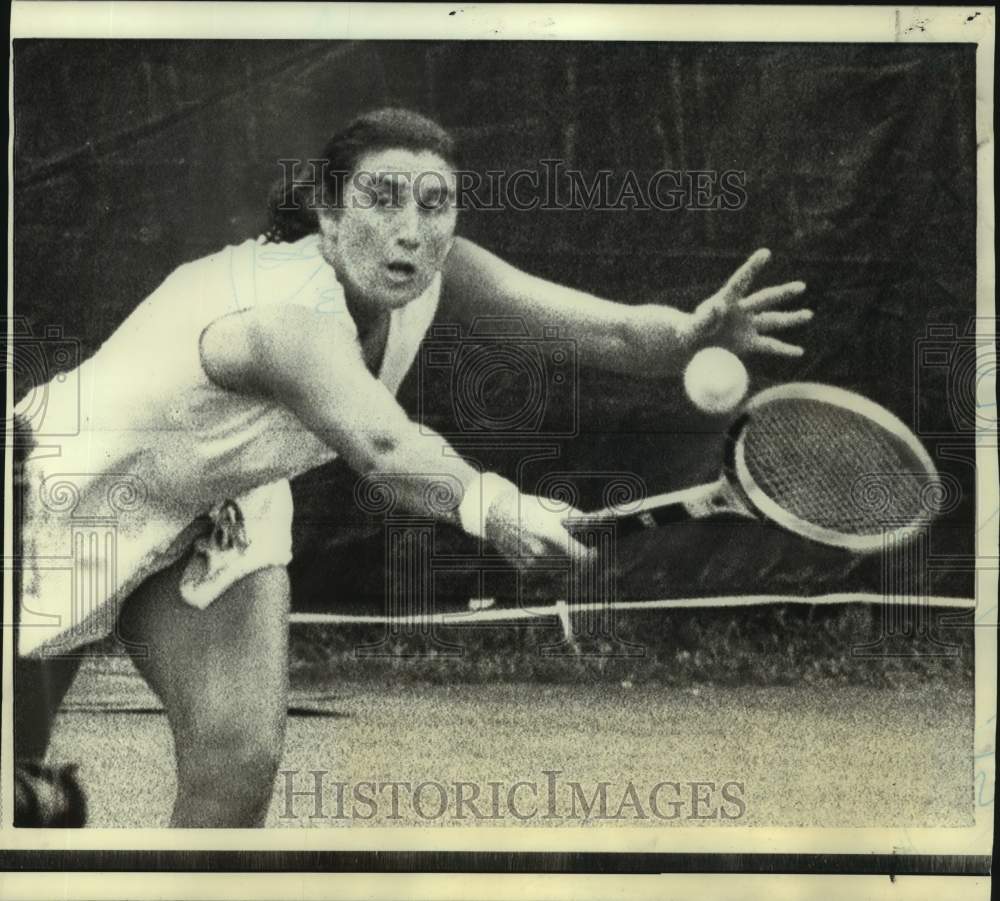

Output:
xmin=201 ymin=305 xmax=478 ymax=521
xmin=442 ymin=238 xmax=812 ymax=377
xmin=198 ymin=305 xmax=593 ymax=562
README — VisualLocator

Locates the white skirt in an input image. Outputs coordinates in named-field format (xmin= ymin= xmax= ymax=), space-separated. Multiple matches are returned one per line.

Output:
xmin=17 ymin=478 xmax=294 ymax=658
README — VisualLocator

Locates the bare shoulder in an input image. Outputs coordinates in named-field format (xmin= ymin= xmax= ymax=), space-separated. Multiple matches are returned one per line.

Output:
xmin=198 ymin=309 xmax=258 ymax=392
xmin=199 ymin=305 xmax=361 ymax=395
xmin=440 ymin=236 xmax=515 ymax=312
xmin=442 ymin=235 xmax=488 ymax=279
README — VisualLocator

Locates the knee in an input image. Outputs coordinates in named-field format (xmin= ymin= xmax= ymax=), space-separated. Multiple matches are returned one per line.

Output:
xmin=175 ymin=722 xmax=284 ymax=815
xmin=220 ymin=729 xmax=284 ymax=787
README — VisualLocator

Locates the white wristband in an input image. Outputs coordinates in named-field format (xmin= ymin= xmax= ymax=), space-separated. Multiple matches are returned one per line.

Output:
xmin=458 ymin=472 xmax=517 ymax=539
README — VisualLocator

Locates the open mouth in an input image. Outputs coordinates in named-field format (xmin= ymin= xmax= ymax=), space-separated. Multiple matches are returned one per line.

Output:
xmin=385 ymin=261 xmax=417 ymax=281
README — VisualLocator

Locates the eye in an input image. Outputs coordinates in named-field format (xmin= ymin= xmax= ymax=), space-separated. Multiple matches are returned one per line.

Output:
xmin=419 ymin=191 xmax=453 ymax=213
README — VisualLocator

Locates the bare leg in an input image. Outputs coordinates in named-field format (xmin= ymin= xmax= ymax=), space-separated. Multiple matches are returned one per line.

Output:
xmin=117 ymin=558 xmax=290 ymax=827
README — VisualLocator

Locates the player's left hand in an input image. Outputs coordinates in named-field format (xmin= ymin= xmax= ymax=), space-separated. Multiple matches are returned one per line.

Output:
xmin=691 ymin=248 xmax=812 ymax=357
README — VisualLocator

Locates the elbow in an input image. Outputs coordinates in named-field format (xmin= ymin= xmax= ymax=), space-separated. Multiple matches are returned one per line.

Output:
xmin=370 ymin=433 xmax=399 ymax=456
xmin=350 ymin=431 xmax=402 ymax=476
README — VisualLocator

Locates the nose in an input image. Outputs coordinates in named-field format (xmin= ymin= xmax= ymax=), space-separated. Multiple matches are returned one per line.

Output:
xmin=395 ymin=201 xmax=421 ymax=251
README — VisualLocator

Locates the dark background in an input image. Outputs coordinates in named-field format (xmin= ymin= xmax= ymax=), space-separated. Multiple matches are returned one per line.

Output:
xmin=12 ymin=40 xmax=979 ymax=614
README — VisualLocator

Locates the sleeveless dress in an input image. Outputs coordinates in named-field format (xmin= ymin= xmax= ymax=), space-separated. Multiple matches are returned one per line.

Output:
xmin=16 ymin=233 xmax=440 ymax=656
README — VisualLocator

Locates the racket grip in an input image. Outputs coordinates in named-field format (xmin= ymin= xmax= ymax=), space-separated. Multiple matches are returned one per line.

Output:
xmin=562 ymin=479 xmax=747 ymax=537
xmin=614 ymin=503 xmax=696 ymax=535
xmin=562 ymin=503 xmax=694 ymax=539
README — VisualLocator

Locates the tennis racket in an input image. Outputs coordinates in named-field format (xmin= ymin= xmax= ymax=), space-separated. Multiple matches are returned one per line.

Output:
xmin=588 ymin=383 xmax=943 ymax=553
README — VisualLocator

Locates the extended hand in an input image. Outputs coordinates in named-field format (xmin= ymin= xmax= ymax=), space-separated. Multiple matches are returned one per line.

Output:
xmin=691 ymin=249 xmax=812 ymax=357
xmin=486 ymin=491 xmax=596 ymax=568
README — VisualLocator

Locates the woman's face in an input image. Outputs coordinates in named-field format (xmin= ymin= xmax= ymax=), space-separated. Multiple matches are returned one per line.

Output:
xmin=319 ymin=147 xmax=458 ymax=315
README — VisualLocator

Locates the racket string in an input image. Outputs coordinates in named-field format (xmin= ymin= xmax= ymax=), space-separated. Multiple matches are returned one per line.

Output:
xmin=741 ymin=399 xmax=932 ymax=535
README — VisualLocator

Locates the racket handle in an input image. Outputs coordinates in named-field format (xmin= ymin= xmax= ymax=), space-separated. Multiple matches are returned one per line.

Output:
xmin=612 ymin=502 xmax=697 ymax=537
xmin=576 ymin=479 xmax=751 ymax=537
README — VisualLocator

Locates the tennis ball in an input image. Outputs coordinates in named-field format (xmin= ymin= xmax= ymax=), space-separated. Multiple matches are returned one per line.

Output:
xmin=683 ymin=347 xmax=749 ymax=414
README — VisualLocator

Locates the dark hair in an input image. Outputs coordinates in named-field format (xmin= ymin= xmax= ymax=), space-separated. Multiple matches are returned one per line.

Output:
xmin=264 ymin=107 xmax=459 ymax=244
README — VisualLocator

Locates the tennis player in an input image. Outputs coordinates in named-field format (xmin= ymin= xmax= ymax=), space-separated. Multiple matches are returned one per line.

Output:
xmin=13 ymin=108 xmax=811 ymax=827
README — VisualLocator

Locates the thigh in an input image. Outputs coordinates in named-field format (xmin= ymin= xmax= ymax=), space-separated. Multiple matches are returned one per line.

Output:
xmin=117 ymin=558 xmax=290 ymax=750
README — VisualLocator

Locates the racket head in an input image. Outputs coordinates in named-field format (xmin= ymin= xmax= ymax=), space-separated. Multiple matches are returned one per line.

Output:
xmin=725 ymin=383 xmax=942 ymax=552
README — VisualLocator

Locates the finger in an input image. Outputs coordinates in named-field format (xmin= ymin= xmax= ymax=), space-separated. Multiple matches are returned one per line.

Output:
xmin=518 ymin=517 xmax=569 ymax=556
xmin=522 ymin=498 xmax=598 ymax=558
xmin=538 ymin=524 xmax=595 ymax=559
xmin=528 ymin=537 xmax=572 ymax=559
xmin=525 ymin=538 xmax=548 ymax=558
xmin=739 ymin=281 xmax=807 ymax=312
xmin=570 ymin=533 xmax=599 ymax=558
xmin=724 ymin=248 xmax=771 ymax=296
xmin=751 ymin=309 xmax=814 ymax=332
xmin=554 ymin=528 xmax=596 ymax=559
xmin=751 ymin=335 xmax=805 ymax=357
xmin=510 ymin=549 xmax=543 ymax=569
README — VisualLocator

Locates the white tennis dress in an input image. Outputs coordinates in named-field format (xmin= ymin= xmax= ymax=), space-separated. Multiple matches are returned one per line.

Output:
xmin=16 ymin=234 xmax=440 ymax=657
